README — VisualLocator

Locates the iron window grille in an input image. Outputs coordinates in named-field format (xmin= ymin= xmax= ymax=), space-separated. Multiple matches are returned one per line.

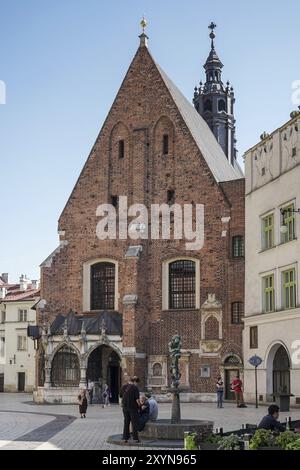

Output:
xmin=91 ymin=262 xmax=115 ymax=310
xmin=169 ymin=260 xmax=196 ymax=310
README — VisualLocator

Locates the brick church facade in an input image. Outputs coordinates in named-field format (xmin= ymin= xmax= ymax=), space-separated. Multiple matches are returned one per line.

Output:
xmin=34 ymin=27 xmax=245 ymax=403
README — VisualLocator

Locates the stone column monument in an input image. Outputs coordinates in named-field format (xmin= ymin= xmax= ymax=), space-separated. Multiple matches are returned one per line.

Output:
xmin=169 ymin=332 xmax=182 ymax=424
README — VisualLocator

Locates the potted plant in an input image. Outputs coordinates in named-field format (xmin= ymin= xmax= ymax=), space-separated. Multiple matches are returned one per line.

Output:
xmin=249 ymin=429 xmax=278 ymax=450
xmin=217 ymin=434 xmax=243 ymax=450
xmin=286 ymin=438 xmax=300 ymax=450
xmin=198 ymin=433 xmax=222 ymax=450
xmin=275 ymin=431 xmax=299 ymax=450
xmin=184 ymin=433 xmax=198 ymax=450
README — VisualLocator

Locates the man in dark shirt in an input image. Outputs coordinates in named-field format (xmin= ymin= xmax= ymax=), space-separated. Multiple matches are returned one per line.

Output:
xmin=258 ymin=405 xmax=285 ymax=432
xmin=120 ymin=376 xmax=141 ymax=443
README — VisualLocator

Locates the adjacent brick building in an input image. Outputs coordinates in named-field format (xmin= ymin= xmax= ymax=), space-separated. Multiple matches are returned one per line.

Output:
xmin=34 ymin=28 xmax=245 ymax=403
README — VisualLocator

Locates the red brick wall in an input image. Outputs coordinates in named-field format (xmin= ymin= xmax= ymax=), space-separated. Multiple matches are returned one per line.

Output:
xmin=39 ymin=44 xmax=245 ymax=393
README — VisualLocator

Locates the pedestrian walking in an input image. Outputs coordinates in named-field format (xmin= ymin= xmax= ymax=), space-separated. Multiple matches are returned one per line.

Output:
xmin=87 ymin=379 xmax=94 ymax=405
xmin=78 ymin=389 xmax=88 ymax=418
xmin=231 ymin=375 xmax=247 ymax=408
xmin=102 ymin=383 xmax=111 ymax=408
xmin=216 ymin=376 xmax=224 ymax=408
xmin=120 ymin=376 xmax=141 ymax=443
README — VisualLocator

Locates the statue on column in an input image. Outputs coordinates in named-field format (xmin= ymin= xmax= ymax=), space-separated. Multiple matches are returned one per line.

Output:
xmin=169 ymin=332 xmax=182 ymax=389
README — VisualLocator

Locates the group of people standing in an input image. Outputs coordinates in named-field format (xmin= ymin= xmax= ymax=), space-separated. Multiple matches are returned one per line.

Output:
xmin=216 ymin=374 xmax=247 ymax=409
xmin=120 ymin=376 xmax=158 ymax=443
xmin=78 ymin=373 xmax=247 ymax=423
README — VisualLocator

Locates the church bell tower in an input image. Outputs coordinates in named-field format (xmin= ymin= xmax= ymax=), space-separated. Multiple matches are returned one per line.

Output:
xmin=193 ymin=22 xmax=237 ymax=165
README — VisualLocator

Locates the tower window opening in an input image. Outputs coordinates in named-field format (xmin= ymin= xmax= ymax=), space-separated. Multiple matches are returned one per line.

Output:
xmin=204 ymin=100 xmax=212 ymax=112
xmin=111 ymin=195 xmax=118 ymax=208
xmin=218 ymin=99 xmax=226 ymax=112
xmin=118 ymin=140 xmax=125 ymax=159
xmin=167 ymin=190 xmax=175 ymax=205
xmin=163 ymin=134 xmax=169 ymax=155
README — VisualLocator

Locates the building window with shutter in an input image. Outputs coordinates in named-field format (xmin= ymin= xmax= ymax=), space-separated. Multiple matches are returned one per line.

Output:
xmin=250 ymin=326 xmax=258 ymax=349
xmin=263 ymin=274 xmax=275 ymax=313
xmin=232 ymin=236 xmax=244 ymax=258
xmin=231 ymin=302 xmax=244 ymax=324
xmin=17 ymin=336 xmax=27 ymax=351
xmin=281 ymin=204 xmax=296 ymax=243
xmin=282 ymin=268 xmax=296 ymax=310
xmin=91 ymin=262 xmax=115 ymax=310
xmin=18 ymin=309 xmax=28 ymax=322
xmin=262 ymin=213 xmax=274 ymax=250
xmin=169 ymin=260 xmax=196 ymax=309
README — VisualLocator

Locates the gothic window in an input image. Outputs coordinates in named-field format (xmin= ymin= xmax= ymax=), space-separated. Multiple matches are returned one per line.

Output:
xmin=232 ymin=236 xmax=244 ymax=258
xmin=218 ymin=99 xmax=226 ymax=112
xmin=169 ymin=260 xmax=196 ymax=309
xmin=91 ymin=262 xmax=115 ymax=310
xmin=152 ymin=363 xmax=162 ymax=376
xmin=118 ymin=140 xmax=125 ymax=159
xmin=231 ymin=302 xmax=244 ymax=324
xmin=51 ymin=345 xmax=80 ymax=387
xmin=163 ymin=134 xmax=169 ymax=155
xmin=204 ymin=99 xmax=212 ymax=112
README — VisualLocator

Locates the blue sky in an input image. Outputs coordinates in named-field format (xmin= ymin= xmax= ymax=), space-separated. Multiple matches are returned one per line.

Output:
xmin=0 ymin=0 xmax=299 ymax=282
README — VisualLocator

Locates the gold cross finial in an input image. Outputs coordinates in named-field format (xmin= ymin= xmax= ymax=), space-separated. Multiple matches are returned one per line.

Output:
xmin=140 ymin=16 xmax=147 ymax=33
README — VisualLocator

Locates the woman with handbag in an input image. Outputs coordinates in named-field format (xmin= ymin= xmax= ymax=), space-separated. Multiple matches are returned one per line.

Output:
xmin=78 ymin=389 xmax=88 ymax=418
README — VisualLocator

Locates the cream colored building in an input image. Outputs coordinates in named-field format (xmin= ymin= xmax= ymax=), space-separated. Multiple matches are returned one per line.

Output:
xmin=243 ymin=111 xmax=300 ymax=406
xmin=0 ymin=274 xmax=39 ymax=392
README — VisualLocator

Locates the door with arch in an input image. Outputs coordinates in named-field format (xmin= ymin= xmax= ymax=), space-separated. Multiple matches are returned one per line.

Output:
xmin=273 ymin=346 xmax=290 ymax=395
xmin=223 ymin=355 xmax=243 ymax=400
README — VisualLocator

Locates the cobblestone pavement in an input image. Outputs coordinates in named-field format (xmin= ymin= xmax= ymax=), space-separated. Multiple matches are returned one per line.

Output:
xmin=0 ymin=393 xmax=299 ymax=450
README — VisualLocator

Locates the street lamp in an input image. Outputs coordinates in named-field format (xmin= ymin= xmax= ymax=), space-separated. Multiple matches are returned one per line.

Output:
xmin=280 ymin=207 xmax=300 ymax=235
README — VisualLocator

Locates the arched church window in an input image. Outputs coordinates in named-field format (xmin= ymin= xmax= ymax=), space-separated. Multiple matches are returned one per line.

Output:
xmin=218 ymin=99 xmax=226 ymax=112
xmin=91 ymin=262 xmax=115 ymax=310
xmin=204 ymin=99 xmax=212 ymax=112
xmin=51 ymin=345 xmax=80 ymax=387
xmin=152 ymin=363 xmax=162 ymax=376
xmin=169 ymin=260 xmax=196 ymax=309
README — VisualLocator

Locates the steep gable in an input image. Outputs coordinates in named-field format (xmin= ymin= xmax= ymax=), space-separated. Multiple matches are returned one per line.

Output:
xmin=59 ymin=41 xmax=243 ymax=227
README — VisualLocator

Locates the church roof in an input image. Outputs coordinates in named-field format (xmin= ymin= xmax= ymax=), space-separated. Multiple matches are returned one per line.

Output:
xmin=155 ymin=59 xmax=244 ymax=182
xmin=50 ymin=310 xmax=122 ymax=336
